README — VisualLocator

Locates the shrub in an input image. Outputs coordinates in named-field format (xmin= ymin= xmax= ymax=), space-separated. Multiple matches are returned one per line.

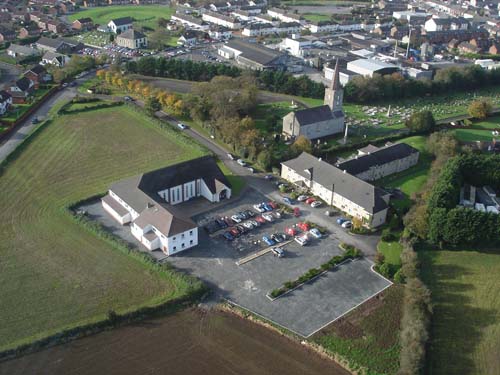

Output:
xmin=378 ymin=263 xmax=391 ymax=278
xmin=289 ymin=191 xmax=298 ymax=200
xmin=394 ymin=268 xmax=405 ymax=284
xmin=381 ymin=228 xmax=397 ymax=242
xmin=375 ymin=252 xmax=385 ymax=265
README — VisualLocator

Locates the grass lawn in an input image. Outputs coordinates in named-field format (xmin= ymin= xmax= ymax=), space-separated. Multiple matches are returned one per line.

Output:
xmin=217 ymin=161 xmax=245 ymax=196
xmin=453 ymin=128 xmax=496 ymax=142
xmin=312 ymin=285 xmax=404 ymax=374
xmin=303 ymin=13 xmax=332 ymax=22
xmin=69 ymin=5 xmax=174 ymax=29
xmin=420 ymin=250 xmax=500 ymax=375
xmin=472 ymin=115 xmax=500 ymax=130
xmin=378 ymin=240 xmax=403 ymax=266
xmin=0 ymin=105 xmax=207 ymax=351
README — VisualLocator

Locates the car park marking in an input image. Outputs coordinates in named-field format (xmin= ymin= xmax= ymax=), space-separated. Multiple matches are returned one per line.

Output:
xmin=236 ymin=240 xmax=293 ymax=266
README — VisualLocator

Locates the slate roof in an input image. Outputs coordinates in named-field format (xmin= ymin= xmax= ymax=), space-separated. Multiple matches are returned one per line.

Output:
xmin=0 ymin=90 xmax=12 ymax=103
xmin=292 ymin=105 xmax=334 ymax=126
xmin=225 ymin=39 xmax=283 ymax=66
xmin=117 ymin=29 xmax=146 ymax=40
xmin=337 ymin=143 xmax=419 ymax=176
xmin=110 ymin=16 xmax=133 ymax=26
xmin=109 ymin=156 xmax=231 ymax=237
xmin=15 ymin=77 xmax=32 ymax=91
xmin=282 ymin=152 xmax=389 ymax=214
xmin=37 ymin=36 xmax=80 ymax=49
xmin=26 ymin=64 xmax=46 ymax=75
xmin=76 ymin=17 xmax=92 ymax=23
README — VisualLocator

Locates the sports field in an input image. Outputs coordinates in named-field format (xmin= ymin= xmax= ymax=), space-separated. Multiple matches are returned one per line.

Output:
xmin=420 ymin=250 xmax=500 ymax=375
xmin=0 ymin=105 xmax=205 ymax=351
xmin=69 ymin=5 xmax=174 ymax=29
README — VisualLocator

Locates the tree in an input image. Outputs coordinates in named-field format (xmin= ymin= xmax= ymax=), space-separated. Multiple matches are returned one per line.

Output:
xmin=291 ymin=135 xmax=312 ymax=154
xmin=405 ymin=110 xmax=436 ymax=132
xmin=468 ymin=99 xmax=492 ymax=119
xmin=145 ymin=96 xmax=161 ymax=115
xmin=257 ymin=150 xmax=272 ymax=171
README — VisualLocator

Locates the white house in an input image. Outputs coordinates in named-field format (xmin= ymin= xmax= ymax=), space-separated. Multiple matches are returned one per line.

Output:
xmin=102 ymin=156 xmax=231 ymax=256
xmin=267 ymin=7 xmax=303 ymax=24
xmin=171 ymin=13 xmax=210 ymax=30
xmin=107 ymin=17 xmax=133 ymax=34
xmin=202 ymin=11 xmax=242 ymax=29
xmin=281 ymin=37 xmax=312 ymax=57
xmin=41 ymin=51 xmax=70 ymax=67
xmin=0 ymin=90 xmax=12 ymax=116
xmin=116 ymin=29 xmax=148 ymax=49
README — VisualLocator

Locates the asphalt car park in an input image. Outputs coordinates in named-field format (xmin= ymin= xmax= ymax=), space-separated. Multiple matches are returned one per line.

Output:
xmin=166 ymin=188 xmax=392 ymax=337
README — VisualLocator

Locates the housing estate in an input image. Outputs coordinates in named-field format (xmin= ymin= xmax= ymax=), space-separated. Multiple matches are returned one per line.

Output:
xmin=102 ymin=156 xmax=232 ymax=255
xmin=282 ymin=59 xmax=345 ymax=140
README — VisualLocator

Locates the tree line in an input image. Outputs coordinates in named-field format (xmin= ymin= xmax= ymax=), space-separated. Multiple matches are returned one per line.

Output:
xmin=125 ymin=56 xmax=325 ymax=99
xmin=344 ymin=65 xmax=500 ymax=103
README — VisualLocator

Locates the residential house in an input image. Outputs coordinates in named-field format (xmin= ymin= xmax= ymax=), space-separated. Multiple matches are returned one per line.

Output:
xmin=7 ymin=44 xmax=41 ymax=59
xmin=281 ymin=152 xmax=390 ymax=228
xmin=0 ymin=91 xmax=12 ymax=116
xmin=41 ymin=51 xmax=70 ymax=67
xmin=178 ymin=29 xmax=207 ymax=45
xmin=490 ymin=42 xmax=500 ymax=54
xmin=202 ymin=11 xmax=242 ymax=29
xmin=267 ymin=8 xmax=303 ymax=24
xmin=108 ymin=16 xmax=133 ymax=33
xmin=102 ymin=156 xmax=232 ymax=255
xmin=18 ymin=25 xmax=41 ymax=39
xmin=282 ymin=59 xmax=345 ymax=141
xmin=36 ymin=36 xmax=83 ymax=54
xmin=458 ymin=41 xmax=480 ymax=53
xmin=24 ymin=64 xmax=52 ymax=88
xmin=9 ymin=77 xmax=35 ymax=104
xmin=72 ymin=17 xmax=94 ymax=30
xmin=424 ymin=17 xmax=470 ymax=32
xmin=0 ymin=26 xmax=16 ymax=42
xmin=171 ymin=13 xmax=209 ymax=30
xmin=47 ymin=20 xmax=67 ymax=34
xmin=116 ymin=29 xmax=148 ymax=49
xmin=336 ymin=143 xmax=419 ymax=181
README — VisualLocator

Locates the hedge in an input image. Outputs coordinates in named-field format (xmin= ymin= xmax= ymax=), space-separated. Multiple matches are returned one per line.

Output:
xmin=269 ymin=245 xmax=362 ymax=299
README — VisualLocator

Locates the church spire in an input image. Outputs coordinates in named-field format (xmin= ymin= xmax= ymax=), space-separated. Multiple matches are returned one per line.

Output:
xmin=331 ymin=58 xmax=340 ymax=90
xmin=324 ymin=59 xmax=343 ymax=112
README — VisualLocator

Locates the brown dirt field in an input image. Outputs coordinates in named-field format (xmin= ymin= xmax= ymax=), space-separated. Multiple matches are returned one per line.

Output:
xmin=0 ymin=309 xmax=350 ymax=375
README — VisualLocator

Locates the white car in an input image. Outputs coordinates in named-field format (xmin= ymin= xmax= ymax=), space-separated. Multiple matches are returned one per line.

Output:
xmin=227 ymin=153 xmax=235 ymax=160
xmin=342 ymin=220 xmax=352 ymax=229
xmin=237 ymin=159 xmax=246 ymax=166
xmin=273 ymin=211 xmax=281 ymax=219
xmin=271 ymin=247 xmax=285 ymax=258
xmin=311 ymin=201 xmax=322 ymax=208
xmin=253 ymin=204 xmax=265 ymax=213
xmin=177 ymin=123 xmax=187 ymax=130
xmin=231 ymin=214 xmax=242 ymax=223
xmin=309 ymin=228 xmax=322 ymax=239
xmin=297 ymin=195 xmax=309 ymax=202
xmin=262 ymin=213 xmax=274 ymax=222
xmin=243 ymin=221 xmax=254 ymax=229
xmin=294 ymin=235 xmax=309 ymax=246
xmin=247 ymin=167 xmax=255 ymax=173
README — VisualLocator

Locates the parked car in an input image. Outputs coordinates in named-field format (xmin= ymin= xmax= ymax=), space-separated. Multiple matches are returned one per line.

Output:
xmin=262 ymin=202 xmax=273 ymax=211
xmin=243 ymin=221 xmax=254 ymax=230
xmin=309 ymin=228 xmax=322 ymax=239
xmin=216 ymin=218 xmax=228 ymax=228
xmin=294 ymin=235 xmax=309 ymax=246
xmin=264 ymin=174 xmax=273 ymax=180
xmin=253 ymin=204 xmax=266 ymax=213
xmin=293 ymin=207 xmax=301 ymax=217
xmin=305 ymin=197 xmax=316 ymax=205
xmin=255 ymin=215 xmax=266 ymax=224
xmin=246 ymin=167 xmax=255 ymax=173
xmin=297 ymin=222 xmax=310 ymax=232
xmin=268 ymin=201 xmax=278 ymax=209
xmin=229 ymin=227 xmax=240 ymax=237
xmin=311 ymin=201 xmax=322 ymax=208
xmin=336 ymin=217 xmax=347 ymax=225
xmin=286 ymin=227 xmax=298 ymax=236
xmin=244 ymin=209 xmax=255 ymax=218
xmin=177 ymin=123 xmax=187 ymax=130
xmin=262 ymin=213 xmax=274 ymax=222
xmin=271 ymin=247 xmax=285 ymax=258
xmin=224 ymin=217 xmax=234 ymax=227
xmin=249 ymin=219 xmax=260 ymax=227
xmin=236 ymin=224 xmax=248 ymax=234
xmin=274 ymin=233 xmax=287 ymax=242
xmin=227 ymin=153 xmax=235 ymax=160
xmin=262 ymin=236 xmax=275 ymax=246
xmin=31 ymin=117 xmax=39 ymax=124
xmin=223 ymin=231 xmax=234 ymax=241
xmin=297 ymin=195 xmax=309 ymax=202
xmin=283 ymin=197 xmax=293 ymax=205
xmin=342 ymin=220 xmax=352 ymax=229
xmin=237 ymin=159 xmax=246 ymax=166
xmin=273 ymin=211 xmax=281 ymax=219
xmin=231 ymin=214 xmax=242 ymax=223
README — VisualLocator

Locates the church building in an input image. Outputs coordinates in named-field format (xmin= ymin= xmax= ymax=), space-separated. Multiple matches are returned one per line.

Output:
xmin=282 ymin=59 xmax=345 ymax=141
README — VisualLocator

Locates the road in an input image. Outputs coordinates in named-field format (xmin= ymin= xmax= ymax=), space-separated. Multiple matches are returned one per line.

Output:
xmin=0 ymin=73 xmax=94 ymax=164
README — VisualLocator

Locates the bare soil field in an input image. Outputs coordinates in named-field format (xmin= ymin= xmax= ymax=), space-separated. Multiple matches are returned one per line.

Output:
xmin=0 ymin=309 xmax=349 ymax=375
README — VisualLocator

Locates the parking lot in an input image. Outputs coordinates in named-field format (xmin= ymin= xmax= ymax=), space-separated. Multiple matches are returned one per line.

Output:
xmin=165 ymin=188 xmax=392 ymax=337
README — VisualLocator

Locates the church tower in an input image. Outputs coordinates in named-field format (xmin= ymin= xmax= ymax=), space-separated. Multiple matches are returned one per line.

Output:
xmin=324 ymin=59 xmax=344 ymax=113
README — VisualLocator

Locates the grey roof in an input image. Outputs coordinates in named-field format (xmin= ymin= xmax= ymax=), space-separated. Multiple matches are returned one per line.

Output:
xmin=26 ymin=64 xmax=46 ymax=75
xmin=225 ymin=39 xmax=283 ymax=66
xmin=42 ymin=51 xmax=65 ymax=61
xmin=37 ymin=36 xmax=80 ymax=49
xmin=7 ymin=44 xmax=40 ymax=56
xmin=15 ymin=77 xmax=32 ymax=91
xmin=117 ymin=29 xmax=146 ymax=40
xmin=337 ymin=143 xmax=419 ymax=176
xmin=110 ymin=16 xmax=133 ymax=26
xmin=293 ymin=105 xmax=334 ymax=126
xmin=282 ymin=152 xmax=388 ymax=214
xmin=173 ymin=13 xmax=206 ymax=26
xmin=0 ymin=90 xmax=11 ymax=102
xmin=109 ymin=156 xmax=231 ymax=237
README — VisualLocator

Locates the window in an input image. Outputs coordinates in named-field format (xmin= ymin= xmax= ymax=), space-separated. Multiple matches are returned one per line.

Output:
xmin=182 ymin=243 xmax=185 ymax=248
xmin=189 ymin=230 xmax=193 ymax=236
xmin=190 ymin=240 xmax=193 ymax=244
xmin=181 ymin=234 xmax=185 ymax=239
xmin=173 ymin=237 xmax=176 ymax=241
xmin=173 ymin=246 xmax=177 ymax=251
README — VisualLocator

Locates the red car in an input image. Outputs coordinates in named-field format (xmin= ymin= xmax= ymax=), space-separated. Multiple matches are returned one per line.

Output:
xmin=293 ymin=207 xmax=301 ymax=217
xmin=285 ymin=227 xmax=298 ymax=236
xmin=229 ymin=227 xmax=240 ymax=237
xmin=255 ymin=215 xmax=266 ymax=224
xmin=268 ymin=201 xmax=278 ymax=209
xmin=305 ymin=197 xmax=316 ymax=205
xmin=297 ymin=222 xmax=310 ymax=232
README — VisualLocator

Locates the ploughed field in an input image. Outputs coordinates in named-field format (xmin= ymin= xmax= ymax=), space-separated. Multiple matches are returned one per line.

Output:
xmin=0 ymin=105 xmax=205 ymax=351
xmin=0 ymin=309 xmax=350 ymax=375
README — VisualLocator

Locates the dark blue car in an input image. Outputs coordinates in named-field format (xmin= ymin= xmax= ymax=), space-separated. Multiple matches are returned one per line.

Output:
xmin=223 ymin=231 xmax=234 ymax=241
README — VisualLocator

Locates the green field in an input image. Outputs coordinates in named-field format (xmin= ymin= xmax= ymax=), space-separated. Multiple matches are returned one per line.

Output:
xmin=313 ymin=285 xmax=404 ymax=374
xmin=420 ymin=250 xmax=500 ymax=375
xmin=69 ymin=5 xmax=174 ymax=29
xmin=303 ymin=13 xmax=332 ymax=22
xmin=0 ymin=105 xmax=206 ymax=351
